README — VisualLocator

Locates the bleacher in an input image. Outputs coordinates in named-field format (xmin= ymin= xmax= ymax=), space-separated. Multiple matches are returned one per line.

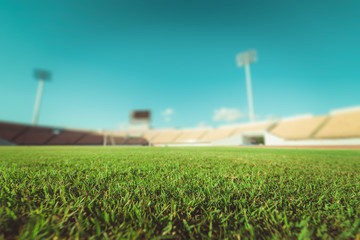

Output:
xmin=150 ymin=130 xmax=182 ymax=145
xmin=174 ymin=129 xmax=210 ymax=144
xmin=13 ymin=127 xmax=55 ymax=145
xmin=75 ymin=133 xmax=104 ymax=145
xmin=314 ymin=108 xmax=360 ymax=139
xmin=270 ymin=115 xmax=328 ymax=140
xmin=142 ymin=130 xmax=159 ymax=142
xmin=0 ymin=122 xmax=57 ymax=145
xmin=124 ymin=137 xmax=148 ymax=145
xmin=105 ymin=136 xmax=127 ymax=145
xmin=47 ymin=131 xmax=86 ymax=145
xmin=141 ymin=122 xmax=273 ymax=145
xmin=1 ymin=106 xmax=359 ymax=146
xmin=0 ymin=122 xmax=29 ymax=143
xmin=0 ymin=122 xmax=148 ymax=146
xmin=200 ymin=127 xmax=236 ymax=142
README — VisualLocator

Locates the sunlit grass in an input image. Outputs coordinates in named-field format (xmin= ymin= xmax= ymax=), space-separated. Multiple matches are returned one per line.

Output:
xmin=0 ymin=146 xmax=359 ymax=239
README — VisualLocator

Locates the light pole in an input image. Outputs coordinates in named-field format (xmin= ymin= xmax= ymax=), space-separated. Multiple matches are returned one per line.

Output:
xmin=33 ymin=69 xmax=51 ymax=125
xmin=236 ymin=49 xmax=257 ymax=122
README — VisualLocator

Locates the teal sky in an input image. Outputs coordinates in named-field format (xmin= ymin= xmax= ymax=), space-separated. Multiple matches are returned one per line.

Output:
xmin=1 ymin=0 xmax=359 ymax=130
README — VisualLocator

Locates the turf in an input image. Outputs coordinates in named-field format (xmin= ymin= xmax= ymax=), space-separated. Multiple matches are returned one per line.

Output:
xmin=0 ymin=146 xmax=360 ymax=239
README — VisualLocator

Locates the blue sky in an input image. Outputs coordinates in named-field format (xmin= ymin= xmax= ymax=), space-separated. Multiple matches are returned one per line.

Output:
xmin=1 ymin=0 xmax=359 ymax=130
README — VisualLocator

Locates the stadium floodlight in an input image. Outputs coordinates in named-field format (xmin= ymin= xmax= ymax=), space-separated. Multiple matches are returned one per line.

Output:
xmin=130 ymin=110 xmax=151 ymax=124
xmin=32 ymin=69 xmax=51 ymax=125
xmin=236 ymin=49 xmax=257 ymax=122
xmin=130 ymin=110 xmax=152 ymax=146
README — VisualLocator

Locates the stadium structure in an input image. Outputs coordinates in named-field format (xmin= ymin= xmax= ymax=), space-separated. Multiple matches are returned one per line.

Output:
xmin=1 ymin=56 xmax=359 ymax=147
xmin=1 ymin=105 xmax=359 ymax=147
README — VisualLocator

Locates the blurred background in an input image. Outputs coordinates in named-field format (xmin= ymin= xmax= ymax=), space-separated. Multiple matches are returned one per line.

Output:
xmin=0 ymin=0 xmax=359 ymax=146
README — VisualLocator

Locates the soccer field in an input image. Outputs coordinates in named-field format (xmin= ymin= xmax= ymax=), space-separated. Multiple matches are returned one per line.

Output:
xmin=1 ymin=147 xmax=359 ymax=239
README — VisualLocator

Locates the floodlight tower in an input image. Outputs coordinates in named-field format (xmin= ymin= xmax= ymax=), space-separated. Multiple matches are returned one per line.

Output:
xmin=130 ymin=110 xmax=152 ymax=146
xmin=236 ymin=49 xmax=257 ymax=122
xmin=32 ymin=69 xmax=51 ymax=125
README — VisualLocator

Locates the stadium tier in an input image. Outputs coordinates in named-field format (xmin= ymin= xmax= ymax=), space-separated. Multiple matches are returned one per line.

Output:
xmin=124 ymin=137 xmax=148 ymax=145
xmin=142 ymin=131 xmax=160 ymax=142
xmin=314 ymin=107 xmax=360 ymax=139
xmin=231 ymin=122 xmax=273 ymax=135
xmin=0 ymin=123 xmax=56 ymax=145
xmin=200 ymin=127 xmax=237 ymax=142
xmin=47 ymin=131 xmax=87 ymax=145
xmin=0 ymin=122 xmax=148 ymax=146
xmin=270 ymin=115 xmax=328 ymax=140
xmin=1 ymin=106 xmax=359 ymax=146
xmin=105 ymin=136 xmax=127 ymax=145
xmin=13 ymin=127 xmax=55 ymax=145
xmin=138 ymin=107 xmax=359 ymax=146
xmin=150 ymin=130 xmax=182 ymax=144
xmin=139 ymin=122 xmax=273 ymax=146
xmin=0 ymin=122 xmax=29 ymax=142
xmin=263 ymin=107 xmax=360 ymax=146
xmin=174 ymin=129 xmax=210 ymax=144
xmin=76 ymin=134 xmax=104 ymax=145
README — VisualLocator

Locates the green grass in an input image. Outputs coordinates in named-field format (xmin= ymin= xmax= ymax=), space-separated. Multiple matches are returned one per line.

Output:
xmin=0 ymin=146 xmax=360 ymax=239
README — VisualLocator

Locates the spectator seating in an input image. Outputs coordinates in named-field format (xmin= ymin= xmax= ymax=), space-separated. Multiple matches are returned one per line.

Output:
xmin=124 ymin=137 xmax=148 ymax=145
xmin=47 ymin=130 xmax=87 ymax=145
xmin=76 ymin=134 xmax=104 ymax=145
xmin=270 ymin=115 xmax=328 ymax=140
xmin=200 ymin=127 xmax=237 ymax=142
xmin=105 ymin=136 xmax=127 ymax=145
xmin=151 ymin=130 xmax=181 ymax=144
xmin=174 ymin=129 xmax=210 ymax=143
xmin=0 ymin=122 xmax=150 ymax=146
xmin=142 ymin=131 xmax=160 ymax=142
xmin=2 ymin=106 xmax=359 ymax=146
xmin=0 ymin=122 xmax=29 ymax=143
xmin=13 ymin=126 xmax=55 ymax=145
xmin=314 ymin=109 xmax=360 ymax=139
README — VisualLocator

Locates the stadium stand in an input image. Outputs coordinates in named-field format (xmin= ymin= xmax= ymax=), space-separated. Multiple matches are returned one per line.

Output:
xmin=200 ymin=127 xmax=236 ymax=142
xmin=101 ymin=131 xmax=127 ymax=145
xmin=124 ymin=137 xmax=148 ymax=145
xmin=314 ymin=108 xmax=360 ymax=139
xmin=204 ymin=122 xmax=273 ymax=146
xmin=76 ymin=134 xmax=105 ymax=145
xmin=174 ymin=129 xmax=210 ymax=143
xmin=0 ymin=122 xmax=148 ymax=146
xmin=150 ymin=130 xmax=182 ymax=145
xmin=1 ymin=106 xmax=359 ymax=146
xmin=12 ymin=126 xmax=55 ymax=145
xmin=47 ymin=130 xmax=87 ymax=145
xmin=231 ymin=122 xmax=273 ymax=136
xmin=141 ymin=122 xmax=273 ymax=146
xmin=0 ymin=122 xmax=29 ymax=143
xmin=104 ymin=136 xmax=127 ymax=145
xmin=270 ymin=115 xmax=328 ymax=140
xmin=142 ymin=131 xmax=160 ymax=142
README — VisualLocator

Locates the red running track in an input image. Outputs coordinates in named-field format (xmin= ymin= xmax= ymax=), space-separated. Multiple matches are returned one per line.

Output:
xmin=239 ymin=145 xmax=360 ymax=149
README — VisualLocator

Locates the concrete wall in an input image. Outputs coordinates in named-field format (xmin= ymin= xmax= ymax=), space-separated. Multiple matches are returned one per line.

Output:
xmin=265 ymin=132 xmax=360 ymax=146
xmin=212 ymin=134 xmax=243 ymax=146
xmin=151 ymin=130 xmax=360 ymax=147
xmin=0 ymin=138 xmax=16 ymax=145
xmin=157 ymin=143 xmax=212 ymax=147
xmin=211 ymin=131 xmax=360 ymax=146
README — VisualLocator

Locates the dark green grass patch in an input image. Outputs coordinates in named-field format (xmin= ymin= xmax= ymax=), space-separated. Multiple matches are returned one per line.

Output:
xmin=0 ymin=147 xmax=360 ymax=239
